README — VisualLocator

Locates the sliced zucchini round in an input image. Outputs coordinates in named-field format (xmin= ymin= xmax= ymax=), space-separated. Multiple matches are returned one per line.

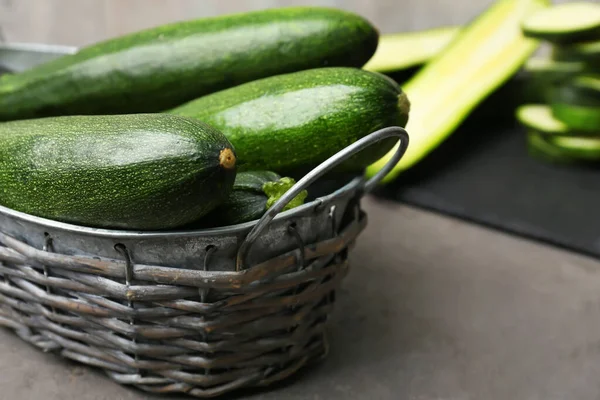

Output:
xmin=556 ymin=40 xmax=600 ymax=64
xmin=516 ymin=104 xmax=571 ymax=135
xmin=527 ymin=130 xmax=600 ymax=164
xmin=526 ymin=130 xmax=577 ymax=164
xmin=524 ymin=57 xmax=588 ymax=82
xmin=576 ymin=73 xmax=600 ymax=94
xmin=550 ymin=77 xmax=600 ymax=131
xmin=551 ymin=78 xmax=600 ymax=105
xmin=552 ymin=135 xmax=600 ymax=161
xmin=521 ymin=2 xmax=600 ymax=43
xmin=551 ymin=103 xmax=600 ymax=131
xmin=552 ymin=136 xmax=600 ymax=158
xmin=551 ymin=46 xmax=582 ymax=62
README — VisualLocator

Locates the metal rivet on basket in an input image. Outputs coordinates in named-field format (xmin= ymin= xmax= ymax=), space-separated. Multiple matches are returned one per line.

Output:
xmin=114 ymin=243 xmax=134 ymax=286
xmin=42 ymin=233 xmax=57 ymax=313
xmin=328 ymin=205 xmax=337 ymax=237
xmin=320 ymin=331 xmax=331 ymax=360
xmin=42 ymin=232 xmax=54 ymax=253
xmin=287 ymin=223 xmax=305 ymax=322
xmin=113 ymin=243 xmax=141 ymax=375
xmin=313 ymin=198 xmax=325 ymax=212
xmin=287 ymin=224 xmax=305 ymax=272
xmin=201 ymin=245 xmax=216 ymax=373
xmin=354 ymin=202 xmax=361 ymax=221
xmin=199 ymin=245 xmax=216 ymax=303
xmin=42 ymin=233 xmax=53 ymax=292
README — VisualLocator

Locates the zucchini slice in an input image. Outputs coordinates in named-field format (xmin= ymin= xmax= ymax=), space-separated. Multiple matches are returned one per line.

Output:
xmin=521 ymin=58 xmax=589 ymax=103
xmin=516 ymin=104 xmax=571 ymax=135
xmin=363 ymin=26 xmax=460 ymax=73
xmin=524 ymin=57 xmax=588 ymax=82
xmin=550 ymin=81 xmax=599 ymax=106
xmin=552 ymin=103 xmax=600 ymax=131
xmin=526 ymin=130 xmax=576 ymax=163
xmin=521 ymin=2 xmax=600 ymax=43
xmin=527 ymin=130 xmax=600 ymax=163
xmin=551 ymin=46 xmax=581 ymax=62
xmin=555 ymin=40 xmax=600 ymax=64
xmin=576 ymin=74 xmax=600 ymax=94
xmin=550 ymin=75 xmax=600 ymax=131
xmin=366 ymin=0 xmax=549 ymax=183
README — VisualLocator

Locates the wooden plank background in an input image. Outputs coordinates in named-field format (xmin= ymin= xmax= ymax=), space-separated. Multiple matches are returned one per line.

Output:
xmin=0 ymin=0 xmax=505 ymax=46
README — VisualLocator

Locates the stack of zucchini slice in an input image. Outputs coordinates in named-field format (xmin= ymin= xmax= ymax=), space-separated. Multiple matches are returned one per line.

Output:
xmin=516 ymin=1 xmax=600 ymax=164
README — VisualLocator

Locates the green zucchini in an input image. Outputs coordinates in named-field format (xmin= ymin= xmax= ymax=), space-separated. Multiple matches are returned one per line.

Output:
xmin=521 ymin=1 xmax=600 ymax=43
xmin=527 ymin=130 xmax=600 ymax=163
xmin=200 ymin=171 xmax=308 ymax=227
xmin=169 ymin=67 xmax=410 ymax=175
xmin=0 ymin=114 xmax=237 ymax=230
xmin=0 ymin=7 xmax=379 ymax=121
xmin=363 ymin=26 xmax=460 ymax=73
xmin=366 ymin=0 xmax=549 ymax=183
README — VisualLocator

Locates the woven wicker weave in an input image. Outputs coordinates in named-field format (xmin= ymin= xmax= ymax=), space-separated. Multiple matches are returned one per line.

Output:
xmin=0 ymin=214 xmax=364 ymax=397
xmin=0 ymin=113 xmax=408 ymax=397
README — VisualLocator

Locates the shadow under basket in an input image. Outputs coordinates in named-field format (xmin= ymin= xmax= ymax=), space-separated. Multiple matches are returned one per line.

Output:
xmin=0 ymin=123 xmax=409 ymax=397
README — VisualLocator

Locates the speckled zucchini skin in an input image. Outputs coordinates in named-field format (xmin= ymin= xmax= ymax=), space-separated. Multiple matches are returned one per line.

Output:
xmin=0 ymin=114 xmax=236 ymax=230
xmin=169 ymin=67 xmax=410 ymax=174
xmin=0 ymin=7 xmax=379 ymax=121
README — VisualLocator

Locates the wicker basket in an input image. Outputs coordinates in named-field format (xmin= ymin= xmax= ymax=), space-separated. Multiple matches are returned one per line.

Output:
xmin=0 ymin=116 xmax=409 ymax=397
xmin=0 ymin=40 xmax=410 ymax=398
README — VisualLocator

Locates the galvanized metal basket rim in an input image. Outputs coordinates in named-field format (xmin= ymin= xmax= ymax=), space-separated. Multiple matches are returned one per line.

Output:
xmin=0 ymin=126 xmax=409 ymax=271
xmin=0 ymin=175 xmax=364 ymax=240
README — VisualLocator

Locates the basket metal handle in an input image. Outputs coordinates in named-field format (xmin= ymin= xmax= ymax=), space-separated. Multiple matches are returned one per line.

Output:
xmin=235 ymin=126 xmax=409 ymax=271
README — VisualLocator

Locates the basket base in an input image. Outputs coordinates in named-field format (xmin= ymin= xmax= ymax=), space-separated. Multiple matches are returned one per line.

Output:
xmin=1 ymin=304 xmax=333 ymax=398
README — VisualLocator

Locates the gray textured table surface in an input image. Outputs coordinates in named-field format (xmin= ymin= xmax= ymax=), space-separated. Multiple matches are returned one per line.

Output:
xmin=2 ymin=197 xmax=599 ymax=400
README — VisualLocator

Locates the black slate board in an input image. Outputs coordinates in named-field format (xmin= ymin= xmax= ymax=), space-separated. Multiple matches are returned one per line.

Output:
xmin=373 ymin=76 xmax=600 ymax=260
